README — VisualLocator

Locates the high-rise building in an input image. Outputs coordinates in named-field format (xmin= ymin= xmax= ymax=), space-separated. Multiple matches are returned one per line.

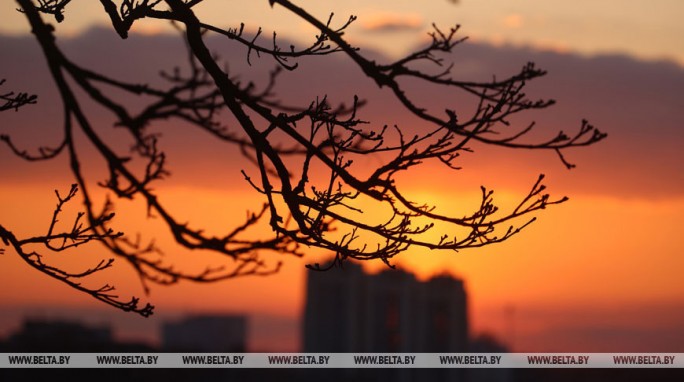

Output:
xmin=303 ymin=262 xmax=468 ymax=353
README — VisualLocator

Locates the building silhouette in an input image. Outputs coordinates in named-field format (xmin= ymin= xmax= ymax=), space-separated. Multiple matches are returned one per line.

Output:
xmin=162 ymin=315 xmax=247 ymax=352
xmin=3 ymin=319 xmax=112 ymax=352
xmin=0 ymin=318 xmax=152 ymax=352
xmin=303 ymin=262 xmax=468 ymax=353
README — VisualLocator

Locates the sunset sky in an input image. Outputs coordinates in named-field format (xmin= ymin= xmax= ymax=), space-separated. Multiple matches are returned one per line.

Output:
xmin=1 ymin=0 xmax=683 ymax=352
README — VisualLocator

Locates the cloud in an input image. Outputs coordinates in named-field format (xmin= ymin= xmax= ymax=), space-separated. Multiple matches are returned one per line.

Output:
xmin=359 ymin=12 xmax=424 ymax=32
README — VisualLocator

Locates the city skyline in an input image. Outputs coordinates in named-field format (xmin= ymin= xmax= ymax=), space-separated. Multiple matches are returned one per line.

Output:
xmin=0 ymin=263 xmax=478 ymax=353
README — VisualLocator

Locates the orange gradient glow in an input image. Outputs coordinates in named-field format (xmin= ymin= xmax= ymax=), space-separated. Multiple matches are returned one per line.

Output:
xmin=2 ymin=159 xmax=683 ymax=351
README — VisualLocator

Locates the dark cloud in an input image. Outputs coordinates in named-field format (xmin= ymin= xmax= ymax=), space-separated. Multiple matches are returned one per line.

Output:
xmin=1 ymin=28 xmax=682 ymax=198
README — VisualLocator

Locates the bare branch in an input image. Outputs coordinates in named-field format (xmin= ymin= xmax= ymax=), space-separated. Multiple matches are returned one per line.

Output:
xmin=2 ymin=0 xmax=605 ymax=314
xmin=0 ymin=186 xmax=153 ymax=317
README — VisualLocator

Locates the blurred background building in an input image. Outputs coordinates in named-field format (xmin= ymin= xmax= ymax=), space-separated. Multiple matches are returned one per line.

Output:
xmin=162 ymin=315 xmax=247 ymax=352
xmin=0 ymin=318 xmax=151 ymax=352
xmin=303 ymin=262 xmax=474 ymax=381
xmin=304 ymin=262 xmax=468 ymax=353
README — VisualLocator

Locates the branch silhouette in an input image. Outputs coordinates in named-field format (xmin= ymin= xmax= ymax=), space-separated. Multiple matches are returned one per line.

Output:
xmin=0 ymin=79 xmax=37 ymax=112
xmin=0 ymin=184 xmax=153 ymax=317
xmin=2 ymin=0 xmax=606 ymax=316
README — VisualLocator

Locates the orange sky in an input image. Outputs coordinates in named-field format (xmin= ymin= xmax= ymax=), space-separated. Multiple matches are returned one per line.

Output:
xmin=1 ymin=1 xmax=683 ymax=352
xmin=2 ymin=175 xmax=683 ymax=351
